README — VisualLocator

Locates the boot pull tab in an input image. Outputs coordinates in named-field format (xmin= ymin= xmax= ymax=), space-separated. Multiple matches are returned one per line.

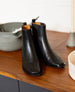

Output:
xmin=23 ymin=22 xmax=27 ymax=26
xmin=32 ymin=16 xmax=39 ymax=23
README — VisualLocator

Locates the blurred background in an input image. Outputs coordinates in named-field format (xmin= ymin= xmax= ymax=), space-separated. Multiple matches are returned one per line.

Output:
xmin=0 ymin=0 xmax=70 ymax=32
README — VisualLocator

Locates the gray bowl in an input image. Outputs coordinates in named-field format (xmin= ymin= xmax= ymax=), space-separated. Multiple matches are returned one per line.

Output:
xmin=0 ymin=22 xmax=23 ymax=51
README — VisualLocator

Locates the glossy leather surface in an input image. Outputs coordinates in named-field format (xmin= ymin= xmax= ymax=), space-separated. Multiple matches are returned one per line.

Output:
xmin=32 ymin=23 xmax=65 ymax=68
xmin=22 ymin=27 xmax=41 ymax=76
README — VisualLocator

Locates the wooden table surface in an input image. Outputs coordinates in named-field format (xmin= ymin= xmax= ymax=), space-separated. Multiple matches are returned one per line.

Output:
xmin=0 ymin=31 xmax=75 ymax=92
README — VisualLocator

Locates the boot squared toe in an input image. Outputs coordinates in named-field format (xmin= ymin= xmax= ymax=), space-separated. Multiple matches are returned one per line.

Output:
xmin=23 ymin=67 xmax=42 ymax=76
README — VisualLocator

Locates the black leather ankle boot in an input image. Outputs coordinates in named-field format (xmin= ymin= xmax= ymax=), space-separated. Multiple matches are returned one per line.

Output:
xmin=22 ymin=24 xmax=42 ymax=76
xmin=32 ymin=21 xmax=65 ymax=68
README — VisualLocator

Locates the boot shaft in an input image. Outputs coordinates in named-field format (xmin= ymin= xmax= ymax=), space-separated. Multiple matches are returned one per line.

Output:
xmin=22 ymin=25 xmax=31 ymax=43
xmin=22 ymin=25 xmax=35 ymax=50
xmin=32 ymin=22 xmax=47 ymax=40
xmin=22 ymin=24 xmax=39 ymax=62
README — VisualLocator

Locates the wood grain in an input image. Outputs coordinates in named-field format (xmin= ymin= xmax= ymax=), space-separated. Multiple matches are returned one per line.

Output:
xmin=0 ymin=31 xmax=75 ymax=92
xmin=0 ymin=71 xmax=17 ymax=79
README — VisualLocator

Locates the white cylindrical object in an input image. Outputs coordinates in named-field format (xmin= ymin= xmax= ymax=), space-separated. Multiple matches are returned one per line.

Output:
xmin=68 ymin=50 xmax=75 ymax=80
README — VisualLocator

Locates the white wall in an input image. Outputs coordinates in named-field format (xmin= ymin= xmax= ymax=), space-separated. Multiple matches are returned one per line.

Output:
xmin=0 ymin=0 xmax=71 ymax=32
